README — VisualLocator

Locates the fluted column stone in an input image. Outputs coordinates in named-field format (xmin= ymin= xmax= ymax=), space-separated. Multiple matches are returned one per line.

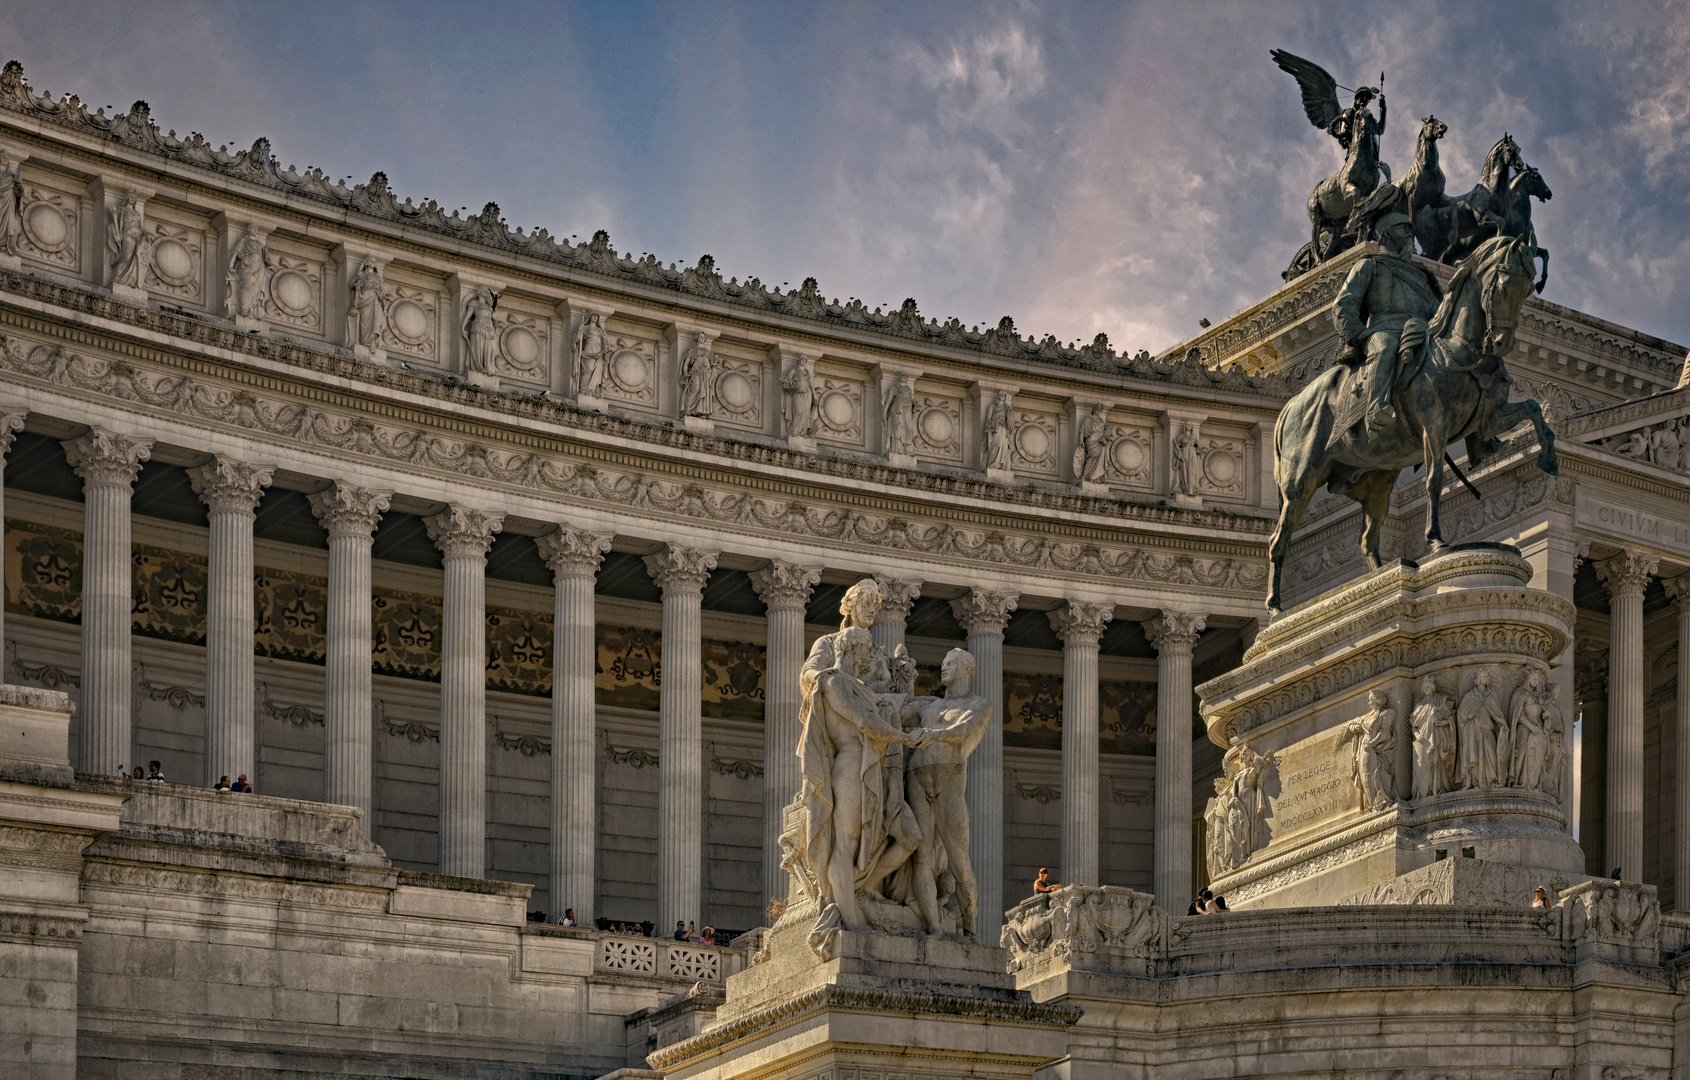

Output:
xmin=308 ymin=483 xmax=391 ymax=830
xmin=1668 ymin=576 xmax=1690 ymax=910
xmin=1145 ymin=611 xmax=1205 ymax=908
xmin=952 ymin=589 xmax=1017 ymax=939
xmin=644 ymin=544 xmax=719 ymax=931
xmin=0 ymin=408 xmax=26 ymax=659
xmin=871 ymin=576 xmax=922 ymax=653
xmin=1598 ymin=550 xmax=1656 ymax=882
xmin=64 ymin=428 xmax=153 ymax=775
xmin=750 ymin=559 xmax=822 ymax=909
xmin=427 ymin=505 xmax=504 ymax=879
xmin=538 ymin=526 xmax=613 ymax=924
xmin=1050 ymin=601 xmax=1113 ymax=887
xmin=190 ymin=457 xmax=274 ymax=786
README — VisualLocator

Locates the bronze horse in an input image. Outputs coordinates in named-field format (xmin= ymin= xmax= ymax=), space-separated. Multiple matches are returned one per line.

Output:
xmin=1265 ymin=235 xmax=1557 ymax=612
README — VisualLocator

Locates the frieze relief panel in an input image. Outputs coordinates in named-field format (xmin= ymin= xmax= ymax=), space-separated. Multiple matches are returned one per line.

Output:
xmin=810 ymin=361 xmax=865 ymax=450
xmin=912 ymin=381 xmax=965 ymax=465
xmin=1008 ymin=400 xmax=1062 ymax=479
xmin=142 ymin=202 xmax=208 ymax=308
xmin=15 ymin=167 xmax=80 ymax=274
xmin=597 ymin=316 xmax=661 ymax=412
xmin=261 ymin=234 xmax=327 ymax=337
xmin=380 ymin=264 xmax=444 ymax=365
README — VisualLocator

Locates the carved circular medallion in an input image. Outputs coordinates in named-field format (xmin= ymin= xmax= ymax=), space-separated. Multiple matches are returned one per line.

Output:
xmin=22 ymin=202 xmax=68 ymax=252
xmin=388 ymin=299 xmax=429 ymax=344
xmin=610 ymin=348 xmax=649 ymax=392
xmin=717 ymin=371 xmax=753 ymax=411
xmin=271 ymin=270 xmax=314 ymax=316
xmin=1111 ymin=438 xmax=1145 ymax=475
xmin=151 ymin=238 xmax=194 ymax=285
xmin=1015 ymin=423 xmax=1051 ymax=462
xmin=1204 ymin=449 xmax=1238 ymax=486
xmin=820 ymin=389 xmax=854 ymax=429
xmin=500 ymin=326 xmax=542 ymax=372
xmin=918 ymin=408 xmax=954 ymax=447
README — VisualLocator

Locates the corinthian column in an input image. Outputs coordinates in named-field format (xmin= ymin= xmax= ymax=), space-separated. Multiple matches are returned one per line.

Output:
xmin=537 ymin=526 xmax=613 ymax=924
xmin=190 ymin=457 xmax=274 ymax=786
xmin=1598 ymin=550 xmax=1656 ymax=881
xmin=64 ymin=428 xmax=153 ymax=775
xmin=952 ymin=588 xmax=1017 ymax=940
xmin=644 ymin=544 xmax=719 ymax=931
xmin=1145 ymin=610 xmax=1206 ymax=908
xmin=1668 ymin=575 xmax=1690 ymax=909
xmin=871 ymin=576 xmax=922 ymax=653
xmin=427 ymin=505 xmax=504 ymax=878
xmin=1049 ymin=601 xmax=1113 ymax=887
xmin=750 ymin=559 xmax=822 ymax=909
xmin=308 ymin=482 xmax=391 ymax=829
xmin=0 ymin=408 xmax=26 ymax=658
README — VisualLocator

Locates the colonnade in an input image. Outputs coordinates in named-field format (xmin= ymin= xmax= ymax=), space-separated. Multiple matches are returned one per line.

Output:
xmin=6 ymin=421 xmax=1217 ymax=931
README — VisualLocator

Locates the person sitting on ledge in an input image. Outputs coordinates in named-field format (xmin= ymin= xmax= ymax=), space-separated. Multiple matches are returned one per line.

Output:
xmin=560 ymin=908 xmax=576 ymax=927
xmin=673 ymin=920 xmax=687 ymax=941
xmin=146 ymin=760 xmax=165 ymax=782
xmin=1033 ymin=867 xmax=1060 ymax=894
xmin=1532 ymin=887 xmax=1552 ymax=909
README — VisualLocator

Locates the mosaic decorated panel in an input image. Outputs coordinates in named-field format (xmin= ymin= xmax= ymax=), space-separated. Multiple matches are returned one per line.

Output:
xmin=132 ymin=546 xmax=209 ymax=643
xmin=596 ymin=625 xmax=766 ymax=720
xmin=4 ymin=519 xmax=81 ymax=622
xmin=254 ymin=568 xmax=327 ymax=662
xmin=1003 ymin=670 xmax=1159 ymax=756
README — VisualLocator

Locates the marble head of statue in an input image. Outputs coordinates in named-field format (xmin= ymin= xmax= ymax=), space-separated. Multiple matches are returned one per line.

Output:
xmin=838 ymin=579 xmax=884 ymax=630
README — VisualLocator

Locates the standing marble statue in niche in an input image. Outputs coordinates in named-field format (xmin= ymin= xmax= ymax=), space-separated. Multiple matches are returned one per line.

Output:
xmin=1338 ymin=688 xmax=1396 ymax=812
xmin=884 ymin=373 xmax=916 ymax=457
xmin=106 ymin=192 xmax=151 ymax=291
xmin=1171 ymin=422 xmax=1200 ymax=496
xmin=1410 ymin=675 xmax=1455 ymax=799
xmin=781 ymin=355 xmax=818 ymax=439
xmin=225 ymin=230 xmax=269 ymax=319
xmin=1458 ymin=668 xmax=1506 ymax=790
xmin=0 ymin=149 xmax=22 ymax=256
xmin=461 ymin=286 xmax=499 ymax=375
xmin=345 ymin=259 xmax=386 ymax=351
xmin=574 ymin=311 xmax=609 ymax=397
xmin=782 ymin=577 xmax=993 ymax=955
xmin=983 ymin=391 xmax=1014 ymax=472
xmin=679 ymin=330 xmax=718 ymax=418
xmin=1073 ymin=403 xmax=1110 ymax=483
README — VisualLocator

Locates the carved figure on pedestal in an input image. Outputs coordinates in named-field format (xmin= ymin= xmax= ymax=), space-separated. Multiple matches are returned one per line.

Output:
xmin=0 ymin=149 xmax=22 ymax=256
xmin=679 ymin=331 xmax=718 ymax=418
xmin=1171 ymin=422 xmax=1199 ymax=496
xmin=1458 ymin=669 xmax=1506 ymax=790
xmin=345 ymin=259 xmax=386 ymax=350
xmin=1204 ymin=742 xmax=1277 ymax=877
xmin=225 ymin=231 xmax=269 ymax=319
xmin=106 ymin=192 xmax=150 ymax=291
xmin=1338 ymin=689 xmax=1397 ymax=812
xmin=572 ymin=311 xmax=609 ymax=397
xmin=983 ymin=391 xmax=1014 ymax=471
xmin=1073 ymin=403 xmax=1109 ymax=483
xmin=1410 ymin=675 xmax=1455 ymax=799
xmin=781 ymin=355 xmax=818 ymax=439
xmin=884 ymin=374 xmax=916 ymax=457
xmin=1508 ymin=669 xmax=1549 ymax=791
xmin=461 ymin=286 xmax=499 ymax=375
xmin=1541 ymin=683 xmax=1567 ymax=801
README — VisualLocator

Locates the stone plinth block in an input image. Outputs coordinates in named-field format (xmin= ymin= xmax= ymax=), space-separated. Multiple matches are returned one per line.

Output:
xmin=1196 ymin=545 xmax=1581 ymax=908
xmin=0 ymin=683 xmax=74 ymax=786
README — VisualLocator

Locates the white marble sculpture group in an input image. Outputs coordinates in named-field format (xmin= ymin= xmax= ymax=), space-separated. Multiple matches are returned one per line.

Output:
xmin=779 ymin=579 xmax=992 ymax=956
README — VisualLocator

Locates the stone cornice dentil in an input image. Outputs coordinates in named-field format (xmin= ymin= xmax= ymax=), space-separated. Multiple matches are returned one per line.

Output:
xmin=951 ymin=590 xmax=1020 ymax=636
xmin=1048 ymin=601 xmax=1114 ymax=645
xmin=871 ymin=576 xmax=922 ymax=621
xmin=535 ymin=527 xmax=614 ymax=578
xmin=307 ymin=482 xmax=393 ymax=539
xmin=748 ymin=560 xmax=822 ymax=609
xmin=61 ymin=426 xmax=152 ymax=487
xmin=187 ymin=456 xmax=274 ymax=515
xmin=1595 ymin=549 xmax=1659 ymax=598
xmin=0 ymin=406 xmax=23 ymax=458
xmin=0 ymin=59 xmax=1282 ymax=393
xmin=425 ymin=505 xmax=504 ymax=559
xmin=1143 ymin=611 xmax=1207 ymax=655
xmin=644 ymin=546 xmax=719 ymax=594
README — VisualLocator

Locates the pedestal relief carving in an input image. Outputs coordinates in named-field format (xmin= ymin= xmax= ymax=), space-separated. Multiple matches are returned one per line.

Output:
xmin=1001 ymin=885 xmax=1166 ymax=974
xmin=1337 ymin=688 xmax=1397 ymax=812
xmin=1410 ymin=675 xmax=1455 ymax=799
xmin=345 ymin=258 xmax=386 ymax=357
xmin=225 ymin=229 xmax=268 ymax=323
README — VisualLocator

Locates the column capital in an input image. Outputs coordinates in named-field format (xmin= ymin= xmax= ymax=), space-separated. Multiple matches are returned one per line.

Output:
xmin=0 ymin=407 xmax=25 ymax=459
xmin=1596 ymin=549 xmax=1658 ymax=599
xmin=538 ymin=526 xmax=614 ymax=578
xmin=426 ymin=505 xmax=504 ymax=559
xmin=952 ymin=589 xmax=1019 ymax=636
xmin=189 ymin=456 xmax=275 ymax=515
xmin=1143 ymin=610 xmax=1207 ymax=655
xmin=749 ymin=559 xmax=822 ymax=610
xmin=63 ymin=427 xmax=153 ymax=487
xmin=1049 ymin=600 xmax=1114 ymax=646
xmin=644 ymin=544 xmax=719 ymax=594
xmin=308 ymin=482 xmax=392 ymax=539
xmin=872 ymin=576 xmax=923 ymax=621
xmin=1662 ymin=573 xmax=1690 ymax=607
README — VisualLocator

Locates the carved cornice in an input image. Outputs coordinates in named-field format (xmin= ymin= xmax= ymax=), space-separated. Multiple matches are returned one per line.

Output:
xmin=1049 ymin=601 xmax=1114 ymax=646
xmin=871 ymin=576 xmax=922 ymax=622
xmin=605 ymin=742 xmax=658 ymax=769
xmin=711 ymin=755 xmax=763 ymax=780
xmin=425 ymin=505 xmax=504 ymax=559
xmin=5 ymin=643 xmax=78 ymax=689
xmin=1143 ymin=611 xmax=1206 ymax=656
xmin=748 ymin=560 xmax=822 ymax=610
xmin=61 ymin=425 xmax=151 ymax=487
xmin=494 ymin=720 xmax=549 ymax=757
xmin=644 ymin=545 xmax=718 ymax=594
xmin=188 ymin=456 xmax=274 ymax=515
xmin=80 ymin=858 xmax=391 ymax=911
xmin=951 ymin=590 xmax=1020 ymax=637
xmin=1595 ymin=549 xmax=1659 ymax=599
xmin=259 ymin=683 xmax=322 ymax=728
xmin=135 ymin=664 xmax=203 ymax=710
xmin=1011 ymin=771 xmax=1060 ymax=803
xmin=536 ymin=526 xmax=614 ymax=579
xmin=307 ymin=482 xmax=392 ymax=539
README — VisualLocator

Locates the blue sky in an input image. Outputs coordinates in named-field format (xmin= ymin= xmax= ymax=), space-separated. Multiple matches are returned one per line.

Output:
xmin=3 ymin=0 xmax=1685 ymax=353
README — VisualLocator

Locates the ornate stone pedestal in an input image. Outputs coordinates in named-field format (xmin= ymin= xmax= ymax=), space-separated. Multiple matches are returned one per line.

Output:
xmin=1197 ymin=545 xmax=1582 ymax=907
xmin=649 ymin=905 xmax=1078 ymax=1080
